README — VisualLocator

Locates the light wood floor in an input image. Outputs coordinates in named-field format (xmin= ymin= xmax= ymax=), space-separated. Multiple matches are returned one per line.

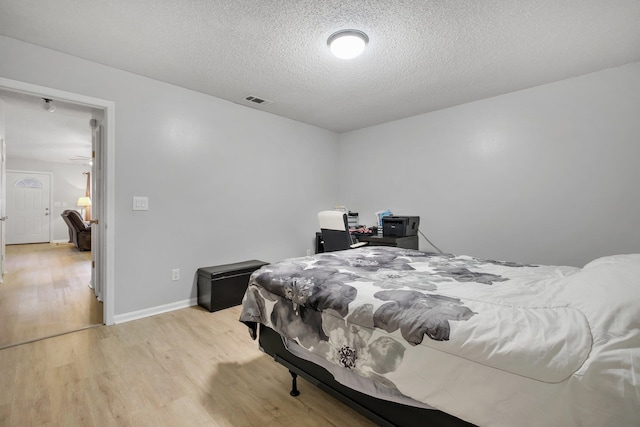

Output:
xmin=0 ymin=243 xmax=102 ymax=349
xmin=0 ymin=305 xmax=376 ymax=426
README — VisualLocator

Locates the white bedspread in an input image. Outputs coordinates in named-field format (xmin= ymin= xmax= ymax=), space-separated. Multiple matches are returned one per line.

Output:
xmin=240 ymin=249 xmax=640 ymax=426
xmin=401 ymin=254 xmax=640 ymax=426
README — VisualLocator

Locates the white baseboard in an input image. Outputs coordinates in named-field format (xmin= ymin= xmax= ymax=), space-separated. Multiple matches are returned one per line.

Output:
xmin=113 ymin=297 xmax=198 ymax=324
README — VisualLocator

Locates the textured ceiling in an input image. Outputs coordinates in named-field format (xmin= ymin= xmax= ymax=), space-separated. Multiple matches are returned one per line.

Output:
xmin=1 ymin=0 xmax=640 ymax=133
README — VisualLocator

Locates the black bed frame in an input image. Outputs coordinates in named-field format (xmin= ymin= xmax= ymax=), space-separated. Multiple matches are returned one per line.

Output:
xmin=258 ymin=324 xmax=475 ymax=427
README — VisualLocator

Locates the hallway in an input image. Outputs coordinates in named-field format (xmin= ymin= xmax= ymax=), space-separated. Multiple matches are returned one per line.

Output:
xmin=0 ymin=243 xmax=102 ymax=349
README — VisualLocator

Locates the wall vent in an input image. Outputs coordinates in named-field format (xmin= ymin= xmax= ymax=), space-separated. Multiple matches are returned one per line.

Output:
xmin=244 ymin=95 xmax=274 ymax=106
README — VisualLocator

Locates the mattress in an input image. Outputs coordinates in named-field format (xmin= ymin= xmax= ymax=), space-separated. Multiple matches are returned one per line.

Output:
xmin=240 ymin=247 xmax=640 ymax=426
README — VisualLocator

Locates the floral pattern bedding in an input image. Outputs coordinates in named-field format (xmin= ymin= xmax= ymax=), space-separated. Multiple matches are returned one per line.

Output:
xmin=239 ymin=248 xmax=640 ymax=426
xmin=241 ymin=246 xmax=587 ymax=376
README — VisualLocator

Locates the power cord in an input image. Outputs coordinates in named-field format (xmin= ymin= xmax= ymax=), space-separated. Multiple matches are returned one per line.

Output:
xmin=418 ymin=229 xmax=444 ymax=254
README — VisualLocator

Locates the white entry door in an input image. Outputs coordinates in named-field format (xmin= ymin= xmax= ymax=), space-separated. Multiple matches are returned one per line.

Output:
xmin=5 ymin=171 xmax=51 ymax=244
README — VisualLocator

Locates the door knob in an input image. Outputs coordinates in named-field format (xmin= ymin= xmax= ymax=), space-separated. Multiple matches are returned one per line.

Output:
xmin=0 ymin=216 xmax=7 ymax=221
xmin=89 ymin=219 xmax=99 ymax=225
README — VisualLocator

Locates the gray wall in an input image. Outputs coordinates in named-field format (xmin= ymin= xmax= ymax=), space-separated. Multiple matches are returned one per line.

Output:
xmin=0 ymin=35 xmax=339 ymax=316
xmin=2 ymin=33 xmax=639 ymax=319
xmin=338 ymin=62 xmax=640 ymax=267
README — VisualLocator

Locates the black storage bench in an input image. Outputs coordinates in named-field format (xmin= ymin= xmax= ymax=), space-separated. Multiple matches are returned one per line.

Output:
xmin=197 ymin=260 xmax=268 ymax=312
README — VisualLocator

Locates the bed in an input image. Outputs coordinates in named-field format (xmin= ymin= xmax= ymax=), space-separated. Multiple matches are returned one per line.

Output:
xmin=239 ymin=247 xmax=640 ymax=426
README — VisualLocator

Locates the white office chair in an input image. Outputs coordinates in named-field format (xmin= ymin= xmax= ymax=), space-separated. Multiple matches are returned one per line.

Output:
xmin=318 ymin=210 xmax=368 ymax=252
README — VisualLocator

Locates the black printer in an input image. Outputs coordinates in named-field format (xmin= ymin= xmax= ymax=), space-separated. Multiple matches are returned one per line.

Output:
xmin=382 ymin=216 xmax=420 ymax=237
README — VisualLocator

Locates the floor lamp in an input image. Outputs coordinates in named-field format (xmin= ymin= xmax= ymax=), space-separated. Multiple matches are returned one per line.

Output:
xmin=82 ymin=171 xmax=92 ymax=221
xmin=77 ymin=196 xmax=92 ymax=221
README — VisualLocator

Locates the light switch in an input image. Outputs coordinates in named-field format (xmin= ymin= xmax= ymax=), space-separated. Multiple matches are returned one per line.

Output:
xmin=132 ymin=196 xmax=149 ymax=211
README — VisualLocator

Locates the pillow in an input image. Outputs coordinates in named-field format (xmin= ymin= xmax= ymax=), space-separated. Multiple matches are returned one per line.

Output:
xmin=582 ymin=253 xmax=640 ymax=270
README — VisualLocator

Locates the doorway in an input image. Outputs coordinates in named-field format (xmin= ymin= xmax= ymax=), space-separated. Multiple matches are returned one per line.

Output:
xmin=0 ymin=77 xmax=114 ymax=348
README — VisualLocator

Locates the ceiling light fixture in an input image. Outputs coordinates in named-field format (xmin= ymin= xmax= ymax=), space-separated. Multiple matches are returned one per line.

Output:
xmin=327 ymin=30 xmax=369 ymax=59
xmin=41 ymin=98 xmax=55 ymax=112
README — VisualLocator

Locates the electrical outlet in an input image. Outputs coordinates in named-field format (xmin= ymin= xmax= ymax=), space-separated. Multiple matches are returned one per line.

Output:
xmin=171 ymin=269 xmax=180 ymax=281
xmin=306 ymin=249 xmax=312 ymax=256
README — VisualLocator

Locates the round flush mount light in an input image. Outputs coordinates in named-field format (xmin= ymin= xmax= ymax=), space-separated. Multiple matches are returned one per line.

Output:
xmin=327 ymin=30 xmax=369 ymax=59
xmin=41 ymin=98 xmax=56 ymax=112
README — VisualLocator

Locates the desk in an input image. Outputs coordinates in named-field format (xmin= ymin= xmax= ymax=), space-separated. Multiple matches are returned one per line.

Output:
xmin=315 ymin=232 xmax=418 ymax=253
xmin=356 ymin=234 xmax=418 ymax=250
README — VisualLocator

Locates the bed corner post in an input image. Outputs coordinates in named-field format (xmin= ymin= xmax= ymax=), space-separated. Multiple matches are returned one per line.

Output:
xmin=289 ymin=370 xmax=300 ymax=396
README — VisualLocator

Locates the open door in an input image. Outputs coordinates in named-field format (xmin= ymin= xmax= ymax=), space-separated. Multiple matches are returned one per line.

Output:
xmin=0 ymin=99 xmax=6 ymax=283
xmin=0 ymin=77 xmax=113 ymax=324
xmin=89 ymin=118 xmax=103 ymax=301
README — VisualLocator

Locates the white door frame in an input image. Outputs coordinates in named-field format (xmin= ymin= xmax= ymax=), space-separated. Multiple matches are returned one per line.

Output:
xmin=0 ymin=117 xmax=5 ymax=283
xmin=0 ymin=77 xmax=116 ymax=325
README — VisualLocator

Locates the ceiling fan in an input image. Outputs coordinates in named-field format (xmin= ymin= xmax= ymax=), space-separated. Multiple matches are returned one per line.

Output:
xmin=70 ymin=155 xmax=93 ymax=165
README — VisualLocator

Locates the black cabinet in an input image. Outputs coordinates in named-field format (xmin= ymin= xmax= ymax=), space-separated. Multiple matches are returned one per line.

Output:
xmin=197 ymin=260 xmax=268 ymax=312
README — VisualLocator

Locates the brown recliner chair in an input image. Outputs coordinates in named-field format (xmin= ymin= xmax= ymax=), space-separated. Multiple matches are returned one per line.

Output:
xmin=61 ymin=210 xmax=91 ymax=251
